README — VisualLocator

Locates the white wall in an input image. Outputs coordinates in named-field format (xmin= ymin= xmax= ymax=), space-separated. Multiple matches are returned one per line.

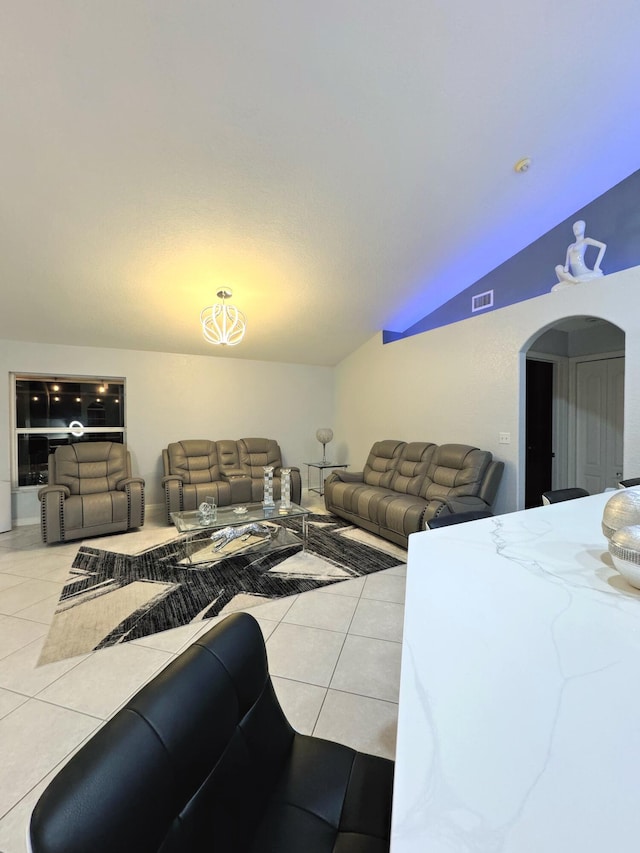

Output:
xmin=0 ymin=342 xmax=334 ymax=523
xmin=334 ymin=265 xmax=640 ymax=515
xmin=4 ymin=265 xmax=640 ymax=525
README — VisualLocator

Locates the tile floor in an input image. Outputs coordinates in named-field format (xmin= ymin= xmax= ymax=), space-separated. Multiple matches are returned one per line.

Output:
xmin=0 ymin=492 xmax=406 ymax=853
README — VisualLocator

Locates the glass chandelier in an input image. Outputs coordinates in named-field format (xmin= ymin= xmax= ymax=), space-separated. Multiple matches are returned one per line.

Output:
xmin=200 ymin=288 xmax=246 ymax=346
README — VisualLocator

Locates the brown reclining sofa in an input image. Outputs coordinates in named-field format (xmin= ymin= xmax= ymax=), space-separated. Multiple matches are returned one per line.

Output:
xmin=324 ymin=440 xmax=503 ymax=547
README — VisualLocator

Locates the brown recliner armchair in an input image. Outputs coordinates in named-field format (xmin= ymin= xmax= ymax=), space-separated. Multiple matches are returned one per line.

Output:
xmin=161 ymin=438 xmax=302 ymax=523
xmin=38 ymin=442 xmax=145 ymax=544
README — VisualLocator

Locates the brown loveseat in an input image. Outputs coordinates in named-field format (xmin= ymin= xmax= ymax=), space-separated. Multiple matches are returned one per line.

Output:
xmin=161 ymin=437 xmax=301 ymax=523
xmin=324 ymin=440 xmax=503 ymax=547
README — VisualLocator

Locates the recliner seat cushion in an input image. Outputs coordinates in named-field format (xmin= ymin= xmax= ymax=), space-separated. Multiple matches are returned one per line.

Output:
xmin=374 ymin=493 xmax=431 ymax=540
xmin=354 ymin=487 xmax=398 ymax=527
xmin=177 ymin=481 xmax=234 ymax=511
xmin=62 ymin=492 xmax=129 ymax=531
xmin=324 ymin=481 xmax=370 ymax=515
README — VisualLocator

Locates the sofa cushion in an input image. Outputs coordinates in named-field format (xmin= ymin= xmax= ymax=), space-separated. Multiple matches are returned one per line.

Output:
xmin=354 ymin=486 xmax=398 ymax=527
xmin=215 ymin=439 xmax=243 ymax=475
xmin=167 ymin=440 xmax=220 ymax=484
xmin=322 ymin=480 xmax=368 ymax=515
xmin=420 ymin=444 xmax=491 ymax=503
xmin=238 ymin=438 xmax=283 ymax=478
xmin=389 ymin=442 xmax=436 ymax=495
xmin=54 ymin=442 xmax=128 ymax=495
xmin=363 ymin=441 xmax=405 ymax=488
xmin=375 ymin=493 xmax=431 ymax=540
xmin=63 ymin=491 xmax=129 ymax=531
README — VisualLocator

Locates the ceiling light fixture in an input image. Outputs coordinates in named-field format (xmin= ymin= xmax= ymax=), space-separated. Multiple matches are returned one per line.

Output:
xmin=200 ymin=288 xmax=247 ymax=346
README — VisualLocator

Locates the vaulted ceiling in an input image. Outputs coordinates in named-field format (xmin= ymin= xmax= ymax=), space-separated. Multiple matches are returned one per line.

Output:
xmin=2 ymin=1 xmax=639 ymax=366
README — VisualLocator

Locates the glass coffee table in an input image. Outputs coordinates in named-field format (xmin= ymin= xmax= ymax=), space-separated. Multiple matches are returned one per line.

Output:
xmin=170 ymin=501 xmax=309 ymax=565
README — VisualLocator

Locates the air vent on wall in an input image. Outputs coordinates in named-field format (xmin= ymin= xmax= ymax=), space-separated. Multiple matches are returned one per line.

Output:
xmin=471 ymin=290 xmax=494 ymax=313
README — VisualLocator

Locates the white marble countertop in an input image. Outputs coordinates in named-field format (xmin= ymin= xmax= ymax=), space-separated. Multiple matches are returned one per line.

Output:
xmin=392 ymin=492 xmax=640 ymax=852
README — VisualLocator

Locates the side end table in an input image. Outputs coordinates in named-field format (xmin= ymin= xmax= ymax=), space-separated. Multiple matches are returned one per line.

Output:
xmin=305 ymin=462 xmax=349 ymax=497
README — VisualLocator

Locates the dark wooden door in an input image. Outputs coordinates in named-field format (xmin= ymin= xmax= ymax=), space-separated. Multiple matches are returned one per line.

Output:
xmin=525 ymin=360 xmax=554 ymax=508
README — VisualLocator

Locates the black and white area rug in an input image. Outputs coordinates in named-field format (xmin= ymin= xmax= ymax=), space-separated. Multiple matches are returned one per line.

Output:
xmin=38 ymin=513 xmax=405 ymax=665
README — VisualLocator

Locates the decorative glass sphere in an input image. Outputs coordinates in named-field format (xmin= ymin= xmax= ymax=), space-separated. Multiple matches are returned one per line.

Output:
xmin=609 ymin=524 xmax=640 ymax=589
xmin=198 ymin=501 xmax=212 ymax=520
xmin=601 ymin=488 xmax=640 ymax=540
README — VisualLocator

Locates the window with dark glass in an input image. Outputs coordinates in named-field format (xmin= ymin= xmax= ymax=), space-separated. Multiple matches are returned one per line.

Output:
xmin=13 ymin=376 xmax=126 ymax=487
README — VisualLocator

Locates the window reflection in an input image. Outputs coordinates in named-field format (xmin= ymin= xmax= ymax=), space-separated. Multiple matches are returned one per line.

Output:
xmin=16 ymin=380 xmax=124 ymax=429
xmin=15 ymin=377 xmax=126 ymax=487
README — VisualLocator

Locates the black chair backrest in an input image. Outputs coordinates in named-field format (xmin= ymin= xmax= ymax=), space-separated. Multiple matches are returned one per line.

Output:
xmin=29 ymin=613 xmax=295 ymax=853
xmin=427 ymin=509 xmax=493 ymax=529
xmin=541 ymin=487 xmax=589 ymax=505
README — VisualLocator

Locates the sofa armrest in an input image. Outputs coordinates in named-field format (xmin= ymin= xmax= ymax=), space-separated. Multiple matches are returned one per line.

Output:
xmin=326 ymin=470 xmax=364 ymax=485
xmin=427 ymin=509 xmax=493 ymax=530
xmin=118 ymin=478 xmax=145 ymax=528
xmin=221 ymin=469 xmax=245 ymax=478
xmin=423 ymin=495 xmax=491 ymax=529
xmin=161 ymin=474 xmax=184 ymax=486
xmin=38 ymin=484 xmax=71 ymax=500
xmin=116 ymin=477 xmax=145 ymax=491
xmin=38 ymin=486 xmax=70 ymax=543
xmin=444 ymin=495 xmax=490 ymax=515
xmin=275 ymin=465 xmax=301 ymax=476
xmin=478 ymin=460 xmax=504 ymax=508
xmin=163 ymin=476 xmax=184 ymax=524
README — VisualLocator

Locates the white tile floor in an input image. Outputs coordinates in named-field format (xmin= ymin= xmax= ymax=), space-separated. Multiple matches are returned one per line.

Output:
xmin=0 ymin=492 xmax=406 ymax=853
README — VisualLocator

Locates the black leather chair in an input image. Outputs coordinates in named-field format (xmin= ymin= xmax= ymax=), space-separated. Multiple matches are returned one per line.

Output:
xmin=29 ymin=611 xmax=394 ymax=853
xmin=427 ymin=509 xmax=494 ymax=529
xmin=618 ymin=477 xmax=640 ymax=488
xmin=541 ymin=487 xmax=589 ymax=505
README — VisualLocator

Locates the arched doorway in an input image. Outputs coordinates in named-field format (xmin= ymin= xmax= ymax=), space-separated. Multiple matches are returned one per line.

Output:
xmin=523 ymin=316 xmax=625 ymax=508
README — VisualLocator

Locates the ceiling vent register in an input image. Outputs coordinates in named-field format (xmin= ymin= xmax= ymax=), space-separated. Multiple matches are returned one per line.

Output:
xmin=471 ymin=290 xmax=494 ymax=313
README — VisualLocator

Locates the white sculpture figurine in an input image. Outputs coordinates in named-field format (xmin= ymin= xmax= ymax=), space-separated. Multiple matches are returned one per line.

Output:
xmin=552 ymin=220 xmax=606 ymax=290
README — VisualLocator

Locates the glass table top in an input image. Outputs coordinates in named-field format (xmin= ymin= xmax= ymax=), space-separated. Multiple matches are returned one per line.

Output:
xmin=171 ymin=501 xmax=308 ymax=533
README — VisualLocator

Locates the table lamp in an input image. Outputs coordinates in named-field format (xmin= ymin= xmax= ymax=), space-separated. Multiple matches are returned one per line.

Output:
xmin=316 ymin=428 xmax=333 ymax=463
